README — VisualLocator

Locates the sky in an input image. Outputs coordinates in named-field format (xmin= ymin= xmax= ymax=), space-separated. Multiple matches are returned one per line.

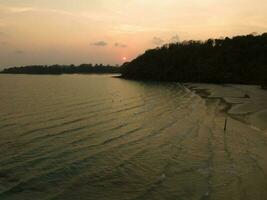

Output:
xmin=0 ymin=0 xmax=266 ymax=68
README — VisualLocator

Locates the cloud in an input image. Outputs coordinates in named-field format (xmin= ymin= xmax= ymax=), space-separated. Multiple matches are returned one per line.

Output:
xmin=0 ymin=5 xmax=82 ymax=18
xmin=114 ymin=42 xmax=127 ymax=48
xmin=152 ymin=37 xmax=164 ymax=46
xmin=14 ymin=49 xmax=24 ymax=54
xmin=170 ymin=35 xmax=180 ymax=43
xmin=8 ymin=7 xmax=33 ymax=13
xmin=91 ymin=41 xmax=108 ymax=47
xmin=0 ymin=41 xmax=7 ymax=45
xmin=0 ymin=31 xmax=7 ymax=37
xmin=0 ymin=5 xmax=33 ymax=13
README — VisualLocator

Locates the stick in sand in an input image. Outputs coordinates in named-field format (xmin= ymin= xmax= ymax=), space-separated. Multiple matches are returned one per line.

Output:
xmin=224 ymin=117 xmax=228 ymax=131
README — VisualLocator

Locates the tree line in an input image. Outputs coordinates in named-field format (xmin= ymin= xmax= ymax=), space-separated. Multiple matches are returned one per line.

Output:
xmin=0 ymin=64 xmax=120 ymax=74
xmin=121 ymin=33 xmax=267 ymax=86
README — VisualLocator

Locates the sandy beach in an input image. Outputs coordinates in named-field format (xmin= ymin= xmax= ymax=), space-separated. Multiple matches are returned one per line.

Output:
xmin=185 ymin=83 xmax=267 ymax=199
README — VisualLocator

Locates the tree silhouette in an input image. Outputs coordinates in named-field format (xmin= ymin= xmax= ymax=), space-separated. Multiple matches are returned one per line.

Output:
xmin=1 ymin=64 xmax=119 ymax=75
xmin=121 ymin=33 xmax=267 ymax=85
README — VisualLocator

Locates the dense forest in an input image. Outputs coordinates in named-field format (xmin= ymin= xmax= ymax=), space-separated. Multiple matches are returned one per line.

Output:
xmin=0 ymin=64 xmax=119 ymax=74
xmin=121 ymin=33 xmax=267 ymax=85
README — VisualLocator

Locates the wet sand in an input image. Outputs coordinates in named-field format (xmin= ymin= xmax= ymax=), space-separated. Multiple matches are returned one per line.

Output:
xmin=186 ymin=83 xmax=267 ymax=200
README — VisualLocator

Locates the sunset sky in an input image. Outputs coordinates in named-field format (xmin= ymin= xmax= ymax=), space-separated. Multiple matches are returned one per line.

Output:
xmin=0 ymin=0 xmax=266 ymax=68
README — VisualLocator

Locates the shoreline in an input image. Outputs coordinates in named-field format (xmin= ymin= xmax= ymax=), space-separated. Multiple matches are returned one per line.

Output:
xmin=185 ymin=83 xmax=267 ymax=133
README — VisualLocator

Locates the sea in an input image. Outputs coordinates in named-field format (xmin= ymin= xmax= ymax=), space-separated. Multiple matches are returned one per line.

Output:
xmin=0 ymin=74 xmax=267 ymax=200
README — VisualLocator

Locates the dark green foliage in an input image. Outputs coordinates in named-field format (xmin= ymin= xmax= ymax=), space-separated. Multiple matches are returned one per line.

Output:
xmin=121 ymin=33 xmax=267 ymax=85
xmin=0 ymin=64 xmax=119 ymax=75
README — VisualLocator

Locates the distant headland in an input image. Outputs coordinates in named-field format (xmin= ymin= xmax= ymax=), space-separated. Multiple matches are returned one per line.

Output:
xmin=0 ymin=64 xmax=120 ymax=75
xmin=121 ymin=33 xmax=267 ymax=86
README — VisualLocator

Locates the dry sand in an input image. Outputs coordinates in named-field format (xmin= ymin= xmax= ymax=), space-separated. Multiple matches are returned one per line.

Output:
xmin=186 ymin=83 xmax=267 ymax=132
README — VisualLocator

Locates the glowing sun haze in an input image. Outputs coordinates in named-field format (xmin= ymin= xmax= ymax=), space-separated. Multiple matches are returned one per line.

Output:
xmin=0 ymin=0 xmax=266 ymax=68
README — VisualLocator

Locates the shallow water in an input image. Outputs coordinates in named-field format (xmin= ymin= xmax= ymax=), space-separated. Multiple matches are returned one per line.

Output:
xmin=0 ymin=74 xmax=267 ymax=200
